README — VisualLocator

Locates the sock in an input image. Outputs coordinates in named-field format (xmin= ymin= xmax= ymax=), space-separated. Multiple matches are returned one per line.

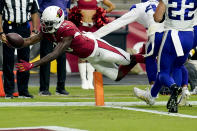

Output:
xmin=133 ymin=54 xmax=145 ymax=63
xmin=115 ymin=55 xmax=137 ymax=81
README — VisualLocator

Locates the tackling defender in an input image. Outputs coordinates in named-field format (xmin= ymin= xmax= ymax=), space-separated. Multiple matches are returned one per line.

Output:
xmin=92 ymin=0 xmax=192 ymax=107
xmin=14 ymin=6 xmax=136 ymax=81
xmin=151 ymin=0 xmax=197 ymax=112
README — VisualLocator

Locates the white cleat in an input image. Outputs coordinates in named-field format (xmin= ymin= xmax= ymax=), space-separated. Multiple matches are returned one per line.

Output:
xmin=81 ymin=81 xmax=89 ymax=90
xmin=179 ymin=87 xmax=190 ymax=106
xmin=88 ymin=83 xmax=94 ymax=89
xmin=190 ymin=86 xmax=197 ymax=95
xmin=133 ymin=87 xmax=155 ymax=105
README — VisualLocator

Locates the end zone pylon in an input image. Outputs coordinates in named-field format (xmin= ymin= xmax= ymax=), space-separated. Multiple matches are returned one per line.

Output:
xmin=0 ymin=71 xmax=19 ymax=97
xmin=13 ymin=71 xmax=19 ymax=97
xmin=94 ymin=71 xmax=104 ymax=106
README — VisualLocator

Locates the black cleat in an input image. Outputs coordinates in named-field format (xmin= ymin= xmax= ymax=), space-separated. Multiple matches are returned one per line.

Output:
xmin=19 ymin=93 xmax=34 ymax=99
xmin=56 ymin=89 xmax=69 ymax=95
xmin=167 ymin=96 xmax=178 ymax=113
xmin=167 ymin=85 xmax=180 ymax=113
xmin=5 ymin=94 xmax=14 ymax=99
xmin=39 ymin=90 xmax=52 ymax=96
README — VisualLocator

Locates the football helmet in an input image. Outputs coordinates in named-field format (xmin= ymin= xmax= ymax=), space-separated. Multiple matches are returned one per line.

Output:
xmin=41 ymin=6 xmax=64 ymax=33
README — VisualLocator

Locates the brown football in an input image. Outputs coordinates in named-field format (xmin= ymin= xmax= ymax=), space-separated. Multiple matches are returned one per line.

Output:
xmin=6 ymin=33 xmax=24 ymax=48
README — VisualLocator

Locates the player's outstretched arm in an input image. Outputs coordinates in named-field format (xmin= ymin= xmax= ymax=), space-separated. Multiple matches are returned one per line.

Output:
xmin=23 ymin=32 xmax=43 ymax=47
xmin=93 ymin=8 xmax=139 ymax=38
xmin=33 ymin=36 xmax=72 ymax=67
xmin=15 ymin=36 xmax=73 ymax=72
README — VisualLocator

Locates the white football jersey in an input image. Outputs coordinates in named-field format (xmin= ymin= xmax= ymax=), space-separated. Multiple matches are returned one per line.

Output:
xmin=93 ymin=0 xmax=164 ymax=38
xmin=193 ymin=11 xmax=197 ymax=26
xmin=163 ymin=0 xmax=197 ymax=31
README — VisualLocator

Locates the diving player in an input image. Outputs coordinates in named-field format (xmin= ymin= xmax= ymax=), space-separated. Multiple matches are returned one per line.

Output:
xmin=14 ymin=6 xmax=137 ymax=81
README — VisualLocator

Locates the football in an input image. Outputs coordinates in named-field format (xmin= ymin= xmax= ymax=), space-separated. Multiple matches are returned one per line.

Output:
xmin=6 ymin=33 xmax=24 ymax=48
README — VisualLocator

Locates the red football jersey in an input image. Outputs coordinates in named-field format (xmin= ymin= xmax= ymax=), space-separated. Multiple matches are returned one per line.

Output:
xmin=42 ymin=20 xmax=95 ymax=58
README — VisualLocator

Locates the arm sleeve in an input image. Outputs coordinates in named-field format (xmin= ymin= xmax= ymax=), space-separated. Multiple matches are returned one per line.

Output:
xmin=31 ymin=0 xmax=39 ymax=14
xmin=66 ymin=0 xmax=71 ymax=8
xmin=93 ymin=8 xmax=140 ymax=38
xmin=0 ymin=0 xmax=5 ymax=15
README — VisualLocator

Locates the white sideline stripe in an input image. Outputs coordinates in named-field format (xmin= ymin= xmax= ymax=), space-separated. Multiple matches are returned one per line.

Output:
xmin=0 ymin=102 xmax=197 ymax=118
xmin=57 ymin=97 xmax=137 ymax=99
xmin=105 ymin=106 xmax=197 ymax=119
xmin=0 ymin=101 xmax=197 ymax=107
xmin=0 ymin=126 xmax=87 ymax=131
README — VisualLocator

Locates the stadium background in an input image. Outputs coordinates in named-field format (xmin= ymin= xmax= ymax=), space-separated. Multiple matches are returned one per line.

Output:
xmin=0 ymin=0 xmax=147 ymax=74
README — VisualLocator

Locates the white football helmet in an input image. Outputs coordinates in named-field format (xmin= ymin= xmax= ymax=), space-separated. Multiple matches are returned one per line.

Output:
xmin=41 ymin=6 xmax=64 ymax=33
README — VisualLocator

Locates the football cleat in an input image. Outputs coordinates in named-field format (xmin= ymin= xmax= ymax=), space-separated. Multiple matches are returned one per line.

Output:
xmin=81 ymin=80 xmax=89 ymax=90
xmin=178 ymin=87 xmax=190 ymax=106
xmin=133 ymin=87 xmax=155 ymax=105
xmin=167 ymin=85 xmax=181 ymax=113
xmin=191 ymin=86 xmax=197 ymax=95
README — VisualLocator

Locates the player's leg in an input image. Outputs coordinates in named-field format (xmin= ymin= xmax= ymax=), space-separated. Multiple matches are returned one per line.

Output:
xmin=92 ymin=40 xmax=135 ymax=81
xmin=157 ymin=31 xmax=179 ymax=112
xmin=157 ymin=31 xmax=177 ymax=87
xmin=95 ymin=40 xmax=131 ymax=65
xmin=133 ymin=32 xmax=164 ymax=103
xmin=86 ymin=63 xmax=95 ymax=89
xmin=174 ymin=31 xmax=194 ymax=101
xmin=145 ymin=41 xmax=158 ymax=85
xmin=89 ymin=61 xmax=119 ymax=81
xmin=177 ymin=66 xmax=190 ymax=106
xmin=139 ymin=37 xmax=165 ymax=100
xmin=163 ymin=31 xmax=193 ymax=112
xmin=193 ymin=25 xmax=197 ymax=48
xmin=145 ymin=32 xmax=164 ymax=84
xmin=78 ymin=60 xmax=89 ymax=89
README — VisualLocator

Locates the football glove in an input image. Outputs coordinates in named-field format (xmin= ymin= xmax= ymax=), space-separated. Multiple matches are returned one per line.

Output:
xmin=15 ymin=60 xmax=34 ymax=72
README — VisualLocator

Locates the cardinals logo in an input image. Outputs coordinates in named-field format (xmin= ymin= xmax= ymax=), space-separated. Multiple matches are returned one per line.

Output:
xmin=56 ymin=8 xmax=63 ymax=18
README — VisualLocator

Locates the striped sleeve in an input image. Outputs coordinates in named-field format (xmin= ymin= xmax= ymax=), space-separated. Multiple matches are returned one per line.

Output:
xmin=31 ymin=0 xmax=39 ymax=14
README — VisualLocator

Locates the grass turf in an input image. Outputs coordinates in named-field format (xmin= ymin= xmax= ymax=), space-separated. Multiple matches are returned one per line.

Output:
xmin=0 ymin=85 xmax=197 ymax=131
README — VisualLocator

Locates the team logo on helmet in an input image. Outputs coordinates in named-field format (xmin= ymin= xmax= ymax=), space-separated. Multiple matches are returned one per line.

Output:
xmin=56 ymin=8 xmax=63 ymax=18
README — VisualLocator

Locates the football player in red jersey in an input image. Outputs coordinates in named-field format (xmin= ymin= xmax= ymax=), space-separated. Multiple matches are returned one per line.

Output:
xmin=15 ymin=6 xmax=137 ymax=81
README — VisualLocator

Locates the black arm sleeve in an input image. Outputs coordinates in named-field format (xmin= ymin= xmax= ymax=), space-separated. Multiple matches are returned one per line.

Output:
xmin=31 ymin=0 xmax=39 ymax=14
xmin=0 ymin=0 xmax=5 ymax=15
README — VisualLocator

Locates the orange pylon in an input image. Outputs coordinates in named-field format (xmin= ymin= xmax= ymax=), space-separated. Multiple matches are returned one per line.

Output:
xmin=0 ymin=71 xmax=19 ymax=97
xmin=13 ymin=71 xmax=19 ymax=97
xmin=94 ymin=71 xmax=104 ymax=106
xmin=0 ymin=71 xmax=5 ymax=97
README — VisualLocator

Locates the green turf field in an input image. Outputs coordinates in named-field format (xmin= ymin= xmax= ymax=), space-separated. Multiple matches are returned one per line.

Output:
xmin=0 ymin=85 xmax=197 ymax=131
